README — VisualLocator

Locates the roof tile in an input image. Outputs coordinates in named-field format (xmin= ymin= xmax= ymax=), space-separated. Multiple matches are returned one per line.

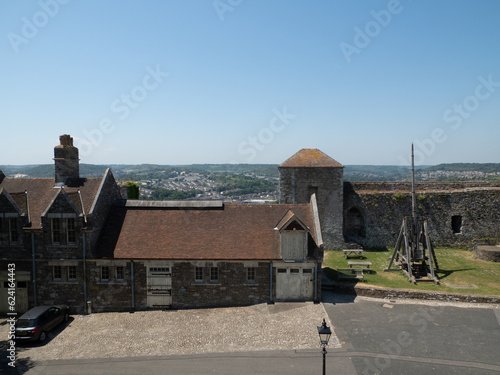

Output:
xmin=95 ymin=203 xmax=318 ymax=260
xmin=279 ymin=148 xmax=342 ymax=168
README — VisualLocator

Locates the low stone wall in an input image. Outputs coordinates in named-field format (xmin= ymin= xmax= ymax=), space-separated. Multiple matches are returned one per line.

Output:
xmin=328 ymin=283 xmax=500 ymax=304
xmin=475 ymin=246 xmax=500 ymax=262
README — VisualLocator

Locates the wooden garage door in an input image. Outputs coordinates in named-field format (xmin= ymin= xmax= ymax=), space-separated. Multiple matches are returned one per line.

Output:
xmin=276 ymin=267 xmax=314 ymax=301
xmin=147 ymin=267 xmax=172 ymax=308
xmin=0 ymin=280 xmax=28 ymax=314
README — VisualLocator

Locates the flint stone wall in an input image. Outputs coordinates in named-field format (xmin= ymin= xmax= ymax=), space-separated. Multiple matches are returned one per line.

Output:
xmin=344 ymin=182 xmax=500 ymax=249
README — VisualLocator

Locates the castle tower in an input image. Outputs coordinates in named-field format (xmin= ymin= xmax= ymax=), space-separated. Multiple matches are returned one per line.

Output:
xmin=54 ymin=134 xmax=79 ymax=184
xmin=279 ymin=148 xmax=344 ymax=249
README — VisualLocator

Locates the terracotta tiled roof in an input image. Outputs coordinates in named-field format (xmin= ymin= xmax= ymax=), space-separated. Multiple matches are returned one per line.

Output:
xmin=279 ymin=148 xmax=342 ymax=168
xmin=0 ymin=177 xmax=103 ymax=229
xmin=95 ymin=203 xmax=319 ymax=260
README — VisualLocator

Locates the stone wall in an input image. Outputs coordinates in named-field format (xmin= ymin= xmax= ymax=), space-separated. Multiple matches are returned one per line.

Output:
xmin=86 ymin=260 xmax=136 ymax=313
xmin=344 ymin=182 xmax=500 ymax=249
xmin=86 ymin=170 xmax=122 ymax=256
xmin=35 ymin=260 xmax=85 ymax=313
xmin=172 ymin=262 xmax=272 ymax=309
xmin=474 ymin=246 xmax=500 ymax=262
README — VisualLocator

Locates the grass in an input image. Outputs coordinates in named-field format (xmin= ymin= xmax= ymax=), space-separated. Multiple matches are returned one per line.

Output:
xmin=323 ymin=248 xmax=500 ymax=296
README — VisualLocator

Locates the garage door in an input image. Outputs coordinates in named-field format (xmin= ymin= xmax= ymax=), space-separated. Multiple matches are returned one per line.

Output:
xmin=0 ymin=271 xmax=30 ymax=314
xmin=147 ymin=267 xmax=172 ymax=308
xmin=276 ymin=267 xmax=314 ymax=301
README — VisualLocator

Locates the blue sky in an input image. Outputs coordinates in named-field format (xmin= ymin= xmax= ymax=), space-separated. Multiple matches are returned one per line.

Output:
xmin=1 ymin=0 xmax=499 ymax=166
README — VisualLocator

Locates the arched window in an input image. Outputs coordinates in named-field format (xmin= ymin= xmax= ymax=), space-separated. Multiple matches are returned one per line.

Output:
xmin=345 ymin=206 xmax=366 ymax=238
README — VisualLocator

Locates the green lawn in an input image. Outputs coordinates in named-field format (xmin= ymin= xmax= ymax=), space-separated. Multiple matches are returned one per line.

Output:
xmin=323 ymin=248 xmax=500 ymax=296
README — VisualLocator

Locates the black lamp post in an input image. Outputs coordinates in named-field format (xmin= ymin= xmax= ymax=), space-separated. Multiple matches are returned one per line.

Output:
xmin=317 ymin=318 xmax=332 ymax=375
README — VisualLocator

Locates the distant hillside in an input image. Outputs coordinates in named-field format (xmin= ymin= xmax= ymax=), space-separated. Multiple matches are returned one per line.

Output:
xmin=343 ymin=165 xmax=417 ymax=181
xmin=0 ymin=164 xmax=110 ymax=178
xmin=424 ymin=163 xmax=500 ymax=173
xmin=2 ymin=163 xmax=499 ymax=181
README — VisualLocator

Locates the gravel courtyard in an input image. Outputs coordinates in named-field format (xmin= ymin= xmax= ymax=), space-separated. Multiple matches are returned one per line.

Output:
xmin=1 ymin=302 xmax=339 ymax=361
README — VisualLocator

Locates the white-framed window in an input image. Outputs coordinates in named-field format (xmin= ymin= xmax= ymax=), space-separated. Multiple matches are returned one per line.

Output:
xmin=9 ymin=217 xmax=19 ymax=243
xmin=210 ymin=267 xmax=218 ymax=282
xmin=101 ymin=266 xmax=110 ymax=281
xmin=68 ymin=265 xmax=77 ymax=280
xmin=149 ymin=267 xmax=170 ymax=274
xmin=247 ymin=267 xmax=256 ymax=282
xmin=53 ymin=265 xmax=62 ymax=280
xmin=116 ymin=266 xmax=124 ymax=280
xmin=51 ymin=218 xmax=61 ymax=243
xmin=67 ymin=218 xmax=76 ymax=243
xmin=195 ymin=267 xmax=203 ymax=282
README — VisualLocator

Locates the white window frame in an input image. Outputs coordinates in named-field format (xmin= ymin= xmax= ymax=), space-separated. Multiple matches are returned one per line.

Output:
xmin=53 ymin=265 xmax=62 ymax=280
xmin=210 ymin=267 xmax=219 ymax=282
xmin=195 ymin=267 xmax=203 ymax=282
xmin=8 ymin=217 xmax=19 ymax=243
xmin=51 ymin=218 xmax=61 ymax=244
xmin=247 ymin=267 xmax=256 ymax=282
xmin=67 ymin=217 xmax=76 ymax=243
xmin=116 ymin=266 xmax=124 ymax=280
xmin=101 ymin=266 xmax=110 ymax=281
xmin=68 ymin=265 xmax=77 ymax=280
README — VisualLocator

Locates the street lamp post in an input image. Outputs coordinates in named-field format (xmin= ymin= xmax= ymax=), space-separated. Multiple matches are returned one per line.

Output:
xmin=317 ymin=318 xmax=332 ymax=375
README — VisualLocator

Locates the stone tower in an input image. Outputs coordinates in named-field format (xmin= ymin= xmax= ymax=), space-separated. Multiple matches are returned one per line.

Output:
xmin=54 ymin=134 xmax=79 ymax=184
xmin=279 ymin=148 xmax=344 ymax=249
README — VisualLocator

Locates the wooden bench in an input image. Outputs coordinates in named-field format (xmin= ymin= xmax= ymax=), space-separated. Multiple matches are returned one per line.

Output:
xmin=343 ymin=249 xmax=364 ymax=258
xmin=348 ymin=261 xmax=372 ymax=269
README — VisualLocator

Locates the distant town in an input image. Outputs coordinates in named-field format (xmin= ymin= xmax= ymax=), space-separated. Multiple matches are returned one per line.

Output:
xmin=2 ymin=162 xmax=500 ymax=202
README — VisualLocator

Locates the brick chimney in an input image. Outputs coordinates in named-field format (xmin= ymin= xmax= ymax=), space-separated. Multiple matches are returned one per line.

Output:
xmin=54 ymin=134 xmax=79 ymax=184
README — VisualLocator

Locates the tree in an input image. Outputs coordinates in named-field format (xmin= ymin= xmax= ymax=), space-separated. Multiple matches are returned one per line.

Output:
xmin=125 ymin=181 xmax=140 ymax=199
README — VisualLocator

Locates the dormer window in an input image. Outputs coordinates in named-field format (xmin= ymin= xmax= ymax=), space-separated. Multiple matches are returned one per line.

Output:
xmin=278 ymin=211 xmax=309 ymax=262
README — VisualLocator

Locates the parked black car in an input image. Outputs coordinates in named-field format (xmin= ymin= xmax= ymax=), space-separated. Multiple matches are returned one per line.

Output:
xmin=15 ymin=305 xmax=70 ymax=343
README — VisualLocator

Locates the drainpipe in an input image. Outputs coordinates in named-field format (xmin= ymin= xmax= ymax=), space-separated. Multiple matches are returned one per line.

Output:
xmin=314 ymin=262 xmax=318 ymax=302
xmin=131 ymin=260 xmax=135 ymax=310
xmin=31 ymin=231 xmax=37 ymax=307
xmin=83 ymin=231 xmax=87 ymax=310
xmin=269 ymin=261 xmax=273 ymax=303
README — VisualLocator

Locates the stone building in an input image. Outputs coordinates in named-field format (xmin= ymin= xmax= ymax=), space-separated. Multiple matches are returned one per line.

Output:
xmin=279 ymin=148 xmax=344 ymax=250
xmin=90 ymin=200 xmax=323 ymax=312
xmin=0 ymin=135 xmax=121 ymax=314
xmin=0 ymin=136 xmax=324 ymax=314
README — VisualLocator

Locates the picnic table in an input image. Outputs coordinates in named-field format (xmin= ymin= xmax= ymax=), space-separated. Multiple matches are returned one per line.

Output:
xmin=343 ymin=249 xmax=364 ymax=258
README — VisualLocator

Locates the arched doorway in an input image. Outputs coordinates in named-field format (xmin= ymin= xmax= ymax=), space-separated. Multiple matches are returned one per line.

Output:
xmin=345 ymin=206 xmax=366 ymax=238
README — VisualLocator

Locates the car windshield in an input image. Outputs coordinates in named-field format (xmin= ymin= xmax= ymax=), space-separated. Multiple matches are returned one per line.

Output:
xmin=16 ymin=318 xmax=36 ymax=328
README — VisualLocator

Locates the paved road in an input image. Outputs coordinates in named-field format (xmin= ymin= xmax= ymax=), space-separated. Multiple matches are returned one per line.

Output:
xmin=4 ymin=293 xmax=500 ymax=374
xmin=4 ymin=350 xmax=358 ymax=375
xmin=322 ymin=291 xmax=500 ymax=375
